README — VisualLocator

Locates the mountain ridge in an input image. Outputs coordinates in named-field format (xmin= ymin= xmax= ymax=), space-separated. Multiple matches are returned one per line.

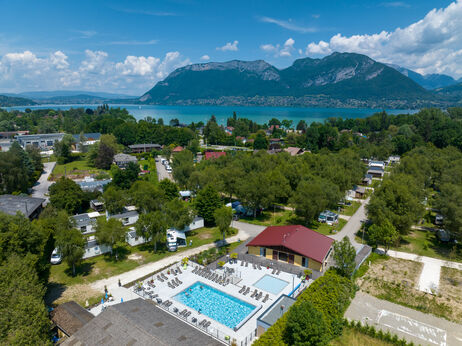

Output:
xmin=141 ymin=52 xmax=439 ymax=108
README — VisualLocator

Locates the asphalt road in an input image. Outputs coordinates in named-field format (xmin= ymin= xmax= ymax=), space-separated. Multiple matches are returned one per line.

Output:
xmin=31 ymin=161 xmax=56 ymax=204
xmin=328 ymin=198 xmax=369 ymax=252
xmin=155 ymin=156 xmax=173 ymax=182
xmin=346 ymin=291 xmax=462 ymax=346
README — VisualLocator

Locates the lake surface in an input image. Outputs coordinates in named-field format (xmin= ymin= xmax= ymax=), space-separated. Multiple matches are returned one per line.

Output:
xmin=4 ymin=104 xmax=417 ymax=125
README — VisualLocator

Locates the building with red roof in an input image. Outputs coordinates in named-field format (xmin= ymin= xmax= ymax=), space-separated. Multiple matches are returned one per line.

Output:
xmin=172 ymin=146 xmax=184 ymax=153
xmin=247 ymin=225 xmax=334 ymax=272
xmin=204 ymin=151 xmax=226 ymax=160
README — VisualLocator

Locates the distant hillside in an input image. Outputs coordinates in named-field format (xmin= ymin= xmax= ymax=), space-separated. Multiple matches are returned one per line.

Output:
xmin=434 ymin=82 xmax=462 ymax=104
xmin=0 ymin=95 xmax=37 ymax=107
xmin=388 ymin=64 xmax=457 ymax=90
xmin=141 ymin=52 xmax=438 ymax=108
xmin=17 ymin=90 xmax=136 ymax=99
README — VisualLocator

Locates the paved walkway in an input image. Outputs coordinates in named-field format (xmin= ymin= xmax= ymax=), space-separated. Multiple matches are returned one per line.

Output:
xmin=346 ymin=291 xmax=462 ymax=346
xmin=32 ymin=161 xmax=56 ymax=204
xmin=378 ymin=249 xmax=462 ymax=294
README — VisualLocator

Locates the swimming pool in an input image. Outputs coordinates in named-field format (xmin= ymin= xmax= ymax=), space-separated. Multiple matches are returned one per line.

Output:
xmin=173 ymin=281 xmax=255 ymax=329
xmin=253 ymin=275 xmax=289 ymax=295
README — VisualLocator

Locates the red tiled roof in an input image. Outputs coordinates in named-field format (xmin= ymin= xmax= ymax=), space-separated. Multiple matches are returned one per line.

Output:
xmin=247 ymin=225 xmax=334 ymax=263
xmin=172 ymin=146 xmax=184 ymax=152
xmin=205 ymin=151 xmax=226 ymax=160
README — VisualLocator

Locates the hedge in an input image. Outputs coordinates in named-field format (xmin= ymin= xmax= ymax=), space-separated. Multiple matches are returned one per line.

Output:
xmin=254 ymin=270 xmax=355 ymax=346
xmin=345 ymin=320 xmax=415 ymax=346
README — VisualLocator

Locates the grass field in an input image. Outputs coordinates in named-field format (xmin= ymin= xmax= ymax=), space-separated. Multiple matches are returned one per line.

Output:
xmin=340 ymin=201 xmax=361 ymax=216
xmin=391 ymin=229 xmax=462 ymax=262
xmin=139 ymin=158 xmax=158 ymax=183
xmin=49 ymin=227 xmax=231 ymax=287
xmin=239 ymin=209 xmax=346 ymax=235
xmin=50 ymin=154 xmax=108 ymax=179
xmin=330 ymin=328 xmax=392 ymax=346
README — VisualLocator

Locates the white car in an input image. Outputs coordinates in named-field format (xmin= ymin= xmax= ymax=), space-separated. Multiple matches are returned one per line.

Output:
xmin=166 ymin=167 xmax=173 ymax=173
xmin=50 ymin=248 xmax=62 ymax=265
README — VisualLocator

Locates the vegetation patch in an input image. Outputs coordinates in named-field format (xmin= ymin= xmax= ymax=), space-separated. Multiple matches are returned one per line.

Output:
xmin=358 ymin=257 xmax=462 ymax=323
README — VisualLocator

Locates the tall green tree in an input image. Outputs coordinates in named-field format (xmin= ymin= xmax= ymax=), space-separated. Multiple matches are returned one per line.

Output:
xmin=333 ymin=237 xmax=356 ymax=277
xmin=159 ymin=178 xmax=179 ymax=200
xmin=237 ymin=172 xmax=273 ymax=217
xmin=56 ymin=227 xmax=85 ymax=276
xmin=129 ymin=180 xmax=165 ymax=213
xmin=194 ymin=185 xmax=222 ymax=226
xmin=165 ymin=198 xmax=194 ymax=230
xmin=172 ymin=149 xmax=195 ymax=188
xmin=54 ymin=134 xmax=75 ymax=164
xmin=135 ymin=211 xmax=168 ymax=253
xmin=367 ymin=220 xmax=399 ymax=254
xmin=283 ymin=300 xmax=330 ymax=346
xmin=102 ymin=186 xmax=126 ymax=214
xmin=0 ymin=255 xmax=50 ymax=345
xmin=253 ymin=131 xmax=269 ymax=150
xmin=49 ymin=177 xmax=87 ymax=214
xmin=95 ymin=218 xmax=126 ymax=260
xmin=214 ymin=206 xmax=233 ymax=243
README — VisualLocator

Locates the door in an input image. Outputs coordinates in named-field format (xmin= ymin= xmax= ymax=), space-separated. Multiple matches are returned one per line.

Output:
xmin=288 ymin=254 xmax=294 ymax=264
xmin=260 ymin=247 xmax=266 ymax=257
xmin=272 ymin=250 xmax=278 ymax=260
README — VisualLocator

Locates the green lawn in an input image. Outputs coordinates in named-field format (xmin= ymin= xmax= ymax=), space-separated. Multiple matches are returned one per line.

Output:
xmin=239 ymin=209 xmax=346 ymax=235
xmin=340 ymin=201 xmax=361 ymax=216
xmin=139 ymin=158 xmax=158 ymax=183
xmin=49 ymin=227 xmax=232 ymax=287
xmin=51 ymin=155 xmax=108 ymax=178
xmin=391 ymin=229 xmax=462 ymax=262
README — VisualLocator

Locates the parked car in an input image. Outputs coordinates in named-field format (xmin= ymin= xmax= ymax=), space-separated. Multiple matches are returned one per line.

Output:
xmin=50 ymin=248 xmax=62 ymax=265
xmin=437 ymin=229 xmax=450 ymax=242
xmin=166 ymin=167 xmax=172 ymax=173
xmin=435 ymin=214 xmax=444 ymax=225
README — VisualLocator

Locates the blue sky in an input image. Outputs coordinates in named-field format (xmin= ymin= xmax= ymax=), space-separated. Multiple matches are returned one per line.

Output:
xmin=0 ymin=0 xmax=459 ymax=94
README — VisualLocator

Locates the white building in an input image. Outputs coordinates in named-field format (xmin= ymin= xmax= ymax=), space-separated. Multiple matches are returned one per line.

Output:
xmin=126 ymin=228 xmax=150 ymax=247
xmin=166 ymin=217 xmax=204 ymax=251
xmin=72 ymin=212 xmax=101 ymax=235
xmin=107 ymin=206 xmax=139 ymax=226
xmin=16 ymin=133 xmax=65 ymax=150
xmin=368 ymin=160 xmax=385 ymax=170
xmin=83 ymin=236 xmax=112 ymax=259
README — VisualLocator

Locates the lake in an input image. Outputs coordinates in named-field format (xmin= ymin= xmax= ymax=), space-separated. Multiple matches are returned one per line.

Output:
xmin=4 ymin=104 xmax=417 ymax=125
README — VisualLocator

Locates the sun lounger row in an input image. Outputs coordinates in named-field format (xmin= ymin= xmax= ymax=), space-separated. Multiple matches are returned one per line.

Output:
xmin=193 ymin=267 xmax=230 ymax=286
xmin=199 ymin=319 xmax=211 ymax=329
xmin=161 ymin=300 xmax=173 ymax=308
xmin=167 ymin=277 xmax=183 ymax=289
xmin=179 ymin=309 xmax=191 ymax=318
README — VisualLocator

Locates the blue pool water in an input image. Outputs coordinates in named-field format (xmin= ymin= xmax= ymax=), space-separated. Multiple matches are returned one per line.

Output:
xmin=253 ymin=275 xmax=289 ymax=295
xmin=173 ymin=281 xmax=255 ymax=329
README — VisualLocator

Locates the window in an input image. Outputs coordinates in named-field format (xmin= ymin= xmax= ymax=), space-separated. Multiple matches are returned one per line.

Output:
xmin=302 ymin=257 xmax=309 ymax=268
xmin=278 ymin=252 xmax=288 ymax=262
xmin=80 ymin=226 xmax=86 ymax=232
xmin=260 ymin=247 xmax=266 ymax=257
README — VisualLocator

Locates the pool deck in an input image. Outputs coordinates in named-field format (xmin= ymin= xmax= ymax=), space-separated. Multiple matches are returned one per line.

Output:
xmin=130 ymin=259 xmax=304 ymax=344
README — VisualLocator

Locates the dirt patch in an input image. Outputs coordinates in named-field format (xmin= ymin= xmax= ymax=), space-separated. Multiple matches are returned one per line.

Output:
xmin=46 ymin=282 xmax=101 ymax=307
xmin=358 ymin=257 xmax=462 ymax=323
xmin=439 ymin=267 xmax=462 ymax=322
xmin=128 ymin=253 xmax=144 ymax=262
xmin=197 ymin=232 xmax=212 ymax=240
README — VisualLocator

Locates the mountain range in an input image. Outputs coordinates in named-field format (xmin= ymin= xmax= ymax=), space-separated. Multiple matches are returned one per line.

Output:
xmin=387 ymin=64 xmax=458 ymax=90
xmin=140 ymin=53 xmax=460 ymax=108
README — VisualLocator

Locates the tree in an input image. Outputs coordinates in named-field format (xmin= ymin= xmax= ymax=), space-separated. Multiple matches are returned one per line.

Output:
xmin=135 ymin=211 xmax=168 ymax=253
xmin=111 ymin=162 xmax=140 ymax=189
xmin=159 ymin=179 xmax=179 ymax=200
xmin=165 ymin=198 xmax=194 ymax=230
xmin=290 ymin=178 xmax=340 ymax=226
xmin=95 ymin=218 xmax=126 ymax=260
xmin=194 ymin=185 xmax=222 ymax=226
xmin=283 ymin=300 xmax=330 ymax=346
xmin=296 ymin=120 xmax=307 ymax=132
xmin=102 ymin=186 xmax=126 ymax=214
xmin=333 ymin=237 xmax=356 ymax=277
xmin=237 ymin=172 xmax=273 ymax=217
xmin=172 ymin=149 xmax=194 ymax=188
xmin=367 ymin=220 xmax=399 ymax=253
xmin=94 ymin=142 xmax=115 ymax=169
xmin=56 ymin=227 xmax=85 ymax=276
xmin=281 ymin=119 xmax=293 ymax=130
xmin=129 ymin=181 xmax=165 ymax=213
xmin=214 ymin=206 xmax=233 ymax=243
xmin=54 ymin=134 xmax=74 ymax=164
xmin=0 ymin=255 xmax=50 ymax=345
xmin=253 ymin=131 xmax=269 ymax=150
xmin=49 ymin=177 xmax=87 ymax=214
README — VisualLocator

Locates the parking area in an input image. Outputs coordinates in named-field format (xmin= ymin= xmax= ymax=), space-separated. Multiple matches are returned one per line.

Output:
xmin=155 ymin=156 xmax=173 ymax=181
xmin=346 ymin=291 xmax=462 ymax=346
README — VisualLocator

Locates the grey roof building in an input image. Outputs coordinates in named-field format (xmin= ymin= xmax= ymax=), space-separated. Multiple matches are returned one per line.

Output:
xmin=64 ymin=298 xmax=222 ymax=346
xmin=16 ymin=133 xmax=65 ymax=149
xmin=257 ymin=295 xmax=296 ymax=336
xmin=129 ymin=143 xmax=162 ymax=153
xmin=78 ymin=179 xmax=111 ymax=192
xmin=0 ymin=194 xmax=45 ymax=219
xmin=113 ymin=153 xmax=138 ymax=169
xmin=51 ymin=301 xmax=94 ymax=338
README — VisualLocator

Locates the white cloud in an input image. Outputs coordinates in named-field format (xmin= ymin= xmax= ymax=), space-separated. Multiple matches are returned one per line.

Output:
xmin=259 ymin=16 xmax=317 ymax=33
xmin=216 ymin=40 xmax=239 ymax=52
xmin=0 ymin=49 xmax=190 ymax=94
xmin=305 ymin=0 xmax=462 ymax=78
xmin=260 ymin=38 xmax=296 ymax=57
xmin=200 ymin=55 xmax=210 ymax=61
